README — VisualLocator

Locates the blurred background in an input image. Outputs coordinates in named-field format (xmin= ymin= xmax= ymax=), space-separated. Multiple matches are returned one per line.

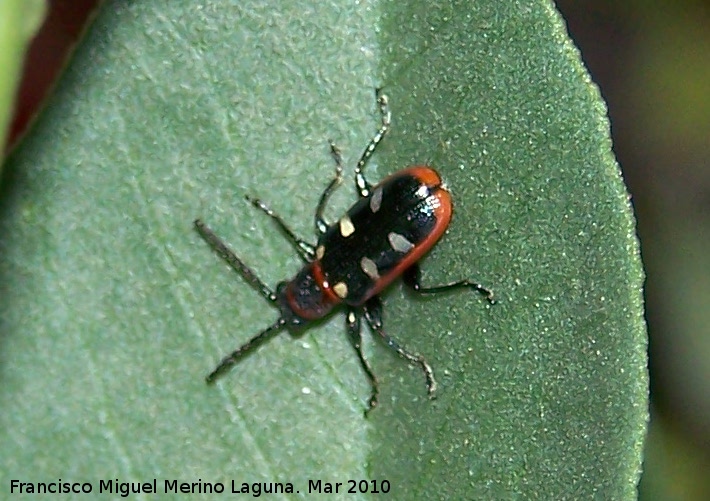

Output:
xmin=554 ymin=2 xmax=709 ymax=499
xmin=5 ymin=1 xmax=708 ymax=499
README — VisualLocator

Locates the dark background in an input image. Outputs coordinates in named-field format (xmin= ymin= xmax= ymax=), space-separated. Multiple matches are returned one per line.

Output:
xmin=554 ymin=2 xmax=709 ymax=499
xmin=7 ymin=1 xmax=709 ymax=499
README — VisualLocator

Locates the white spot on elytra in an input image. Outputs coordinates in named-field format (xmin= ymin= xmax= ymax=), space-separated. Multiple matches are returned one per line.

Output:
xmin=339 ymin=215 xmax=355 ymax=237
xmin=415 ymin=185 xmax=429 ymax=199
xmin=388 ymin=232 xmax=415 ymax=253
xmin=333 ymin=282 xmax=348 ymax=298
xmin=316 ymin=245 xmax=325 ymax=260
xmin=360 ymin=256 xmax=380 ymax=280
xmin=370 ymin=186 xmax=383 ymax=213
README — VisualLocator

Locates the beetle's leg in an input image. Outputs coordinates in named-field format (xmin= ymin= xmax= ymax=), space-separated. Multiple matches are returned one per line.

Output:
xmin=403 ymin=263 xmax=496 ymax=304
xmin=345 ymin=309 xmax=379 ymax=415
xmin=245 ymin=196 xmax=315 ymax=261
xmin=355 ymin=90 xmax=391 ymax=198
xmin=363 ymin=296 xmax=437 ymax=399
xmin=314 ymin=141 xmax=345 ymax=235
xmin=194 ymin=219 xmax=278 ymax=302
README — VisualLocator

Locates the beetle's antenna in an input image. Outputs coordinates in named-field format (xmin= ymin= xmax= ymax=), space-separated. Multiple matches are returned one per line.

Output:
xmin=194 ymin=219 xmax=277 ymax=303
xmin=206 ymin=318 xmax=287 ymax=383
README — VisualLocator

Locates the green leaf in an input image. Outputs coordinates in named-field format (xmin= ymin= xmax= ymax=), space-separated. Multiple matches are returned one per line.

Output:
xmin=0 ymin=0 xmax=647 ymax=499
xmin=0 ymin=0 xmax=45 ymax=156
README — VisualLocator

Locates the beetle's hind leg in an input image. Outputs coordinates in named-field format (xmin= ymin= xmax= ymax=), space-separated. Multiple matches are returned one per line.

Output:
xmin=403 ymin=263 xmax=495 ymax=304
xmin=355 ymin=90 xmax=391 ymax=198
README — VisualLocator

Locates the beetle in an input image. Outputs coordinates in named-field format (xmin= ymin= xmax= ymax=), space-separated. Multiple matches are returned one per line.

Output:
xmin=195 ymin=92 xmax=494 ymax=413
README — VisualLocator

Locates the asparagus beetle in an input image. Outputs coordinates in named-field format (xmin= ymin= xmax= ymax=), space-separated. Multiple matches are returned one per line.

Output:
xmin=195 ymin=92 xmax=494 ymax=413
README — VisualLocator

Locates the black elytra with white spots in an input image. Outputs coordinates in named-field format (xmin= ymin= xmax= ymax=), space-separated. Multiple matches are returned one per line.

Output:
xmin=318 ymin=174 xmax=442 ymax=305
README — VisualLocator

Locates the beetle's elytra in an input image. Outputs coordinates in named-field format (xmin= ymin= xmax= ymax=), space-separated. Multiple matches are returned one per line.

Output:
xmin=195 ymin=92 xmax=494 ymax=414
